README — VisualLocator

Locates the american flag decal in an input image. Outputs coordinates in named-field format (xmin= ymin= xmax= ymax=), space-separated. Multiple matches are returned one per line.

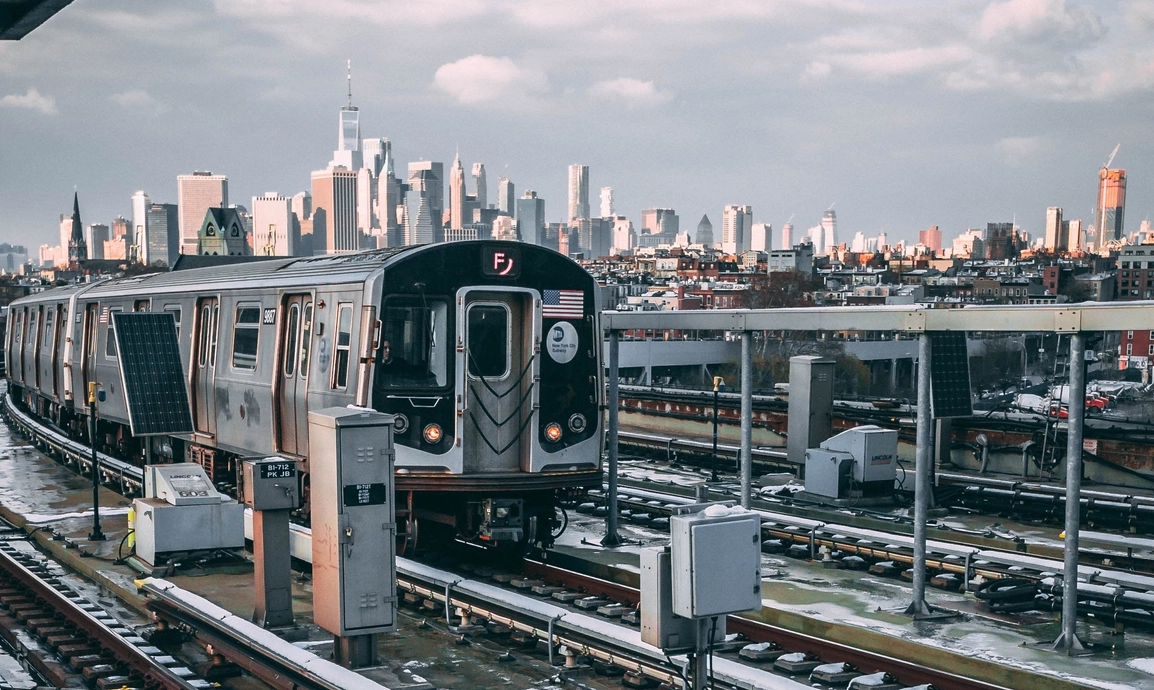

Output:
xmin=542 ymin=289 xmax=584 ymax=319
xmin=99 ymin=306 xmax=109 ymax=324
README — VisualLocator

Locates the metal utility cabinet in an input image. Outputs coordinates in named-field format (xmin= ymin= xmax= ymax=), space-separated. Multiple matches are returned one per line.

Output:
xmin=133 ymin=463 xmax=244 ymax=569
xmin=242 ymin=457 xmax=300 ymax=628
xmin=308 ymin=407 xmax=397 ymax=643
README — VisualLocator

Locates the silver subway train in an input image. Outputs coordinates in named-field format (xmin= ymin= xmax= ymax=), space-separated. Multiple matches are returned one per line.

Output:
xmin=5 ymin=241 xmax=604 ymax=550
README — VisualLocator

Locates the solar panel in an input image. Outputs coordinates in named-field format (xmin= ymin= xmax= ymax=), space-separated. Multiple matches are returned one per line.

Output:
xmin=928 ymin=331 xmax=973 ymax=418
xmin=111 ymin=312 xmax=194 ymax=436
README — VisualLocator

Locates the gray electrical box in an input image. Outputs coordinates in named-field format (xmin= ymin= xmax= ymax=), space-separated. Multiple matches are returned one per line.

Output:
xmin=787 ymin=355 xmax=835 ymax=467
xmin=804 ymin=449 xmax=855 ymax=499
xmin=671 ymin=505 xmax=762 ymax=619
xmin=309 ymin=407 xmax=397 ymax=637
xmin=641 ymin=548 xmax=724 ymax=651
xmin=243 ymin=458 xmax=300 ymax=511
xmin=133 ymin=463 xmax=244 ymax=569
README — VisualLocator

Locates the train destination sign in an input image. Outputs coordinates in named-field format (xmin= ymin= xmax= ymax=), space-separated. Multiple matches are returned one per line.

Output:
xmin=482 ymin=244 xmax=520 ymax=279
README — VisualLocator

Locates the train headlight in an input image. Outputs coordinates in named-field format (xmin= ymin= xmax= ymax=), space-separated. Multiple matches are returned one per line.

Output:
xmin=393 ymin=414 xmax=409 ymax=434
xmin=568 ymin=413 xmax=587 ymax=433
xmin=544 ymin=423 xmax=563 ymax=443
xmin=423 ymin=423 xmax=443 ymax=444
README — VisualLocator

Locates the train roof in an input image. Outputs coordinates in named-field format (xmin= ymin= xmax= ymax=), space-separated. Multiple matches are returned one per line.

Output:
xmin=10 ymin=242 xmax=586 ymax=305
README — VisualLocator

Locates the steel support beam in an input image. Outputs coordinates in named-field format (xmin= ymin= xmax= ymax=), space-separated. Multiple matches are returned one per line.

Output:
xmin=602 ymin=330 xmax=622 ymax=547
xmin=1053 ymin=332 xmax=1088 ymax=655
xmin=905 ymin=333 xmax=933 ymax=617
xmin=740 ymin=332 xmax=753 ymax=509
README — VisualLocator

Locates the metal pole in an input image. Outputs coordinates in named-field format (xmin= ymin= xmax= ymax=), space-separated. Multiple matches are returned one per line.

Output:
xmin=88 ymin=384 xmax=105 ymax=542
xmin=692 ymin=617 xmax=710 ymax=690
xmin=1053 ymin=332 xmax=1086 ymax=655
xmin=740 ymin=332 xmax=753 ymax=509
xmin=904 ymin=333 xmax=931 ymax=616
xmin=710 ymin=386 xmax=720 ymax=483
xmin=602 ymin=330 xmax=622 ymax=547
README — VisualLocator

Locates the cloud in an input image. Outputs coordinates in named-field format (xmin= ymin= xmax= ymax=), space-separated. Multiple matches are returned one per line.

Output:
xmin=802 ymin=61 xmax=832 ymax=82
xmin=109 ymin=89 xmax=168 ymax=115
xmin=994 ymin=135 xmax=1045 ymax=165
xmin=979 ymin=0 xmax=1103 ymax=46
xmin=587 ymin=78 xmax=673 ymax=108
xmin=433 ymin=55 xmax=548 ymax=106
xmin=0 ymin=88 xmax=57 ymax=115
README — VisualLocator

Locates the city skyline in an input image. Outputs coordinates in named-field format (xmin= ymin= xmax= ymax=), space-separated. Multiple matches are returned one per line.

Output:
xmin=1 ymin=1 xmax=1152 ymax=249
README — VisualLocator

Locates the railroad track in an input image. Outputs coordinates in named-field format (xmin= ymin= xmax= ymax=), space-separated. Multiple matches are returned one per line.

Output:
xmin=0 ymin=534 xmax=209 ymax=690
xmin=584 ymin=478 xmax=1154 ymax=627
xmin=0 ymin=388 xmax=1109 ymax=689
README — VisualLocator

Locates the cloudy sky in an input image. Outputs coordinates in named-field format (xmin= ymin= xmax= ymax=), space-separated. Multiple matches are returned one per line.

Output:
xmin=2 ymin=0 xmax=1153 ymax=250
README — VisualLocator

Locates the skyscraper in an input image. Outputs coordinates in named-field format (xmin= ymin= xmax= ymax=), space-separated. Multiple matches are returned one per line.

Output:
xmin=177 ymin=172 xmax=228 ymax=255
xmin=406 ymin=161 xmax=444 ymax=245
xmin=85 ymin=224 xmax=108 ymax=260
xmin=516 ymin=191 xmax=545 ymax=246
xmin=449 ymin=153 xmax=467 ymax=230
xmin=751 ymin=222 xmax=772 ymax=252
xmin=131 ymin=190 xmax=150 ymax=260
xmin=363 ymin=138 xmax=391 ymax=178
xmin=696 ymin=214 xmax=713 ymax=247
xmin=252 ymin=193 xmax=297 ymax=256
xmin=498 ymin=177 xmax=514 ymax=216
xmin=1043 ymin=207 xmax=1064 ymax=252
xmin=145 ymin=203 xmax=179 ymax=266
xmin=1066 ymin=219 xmax=1084 ymax=252
xmin=311 ymin=168 xmax=359 ymax=253
xmin=1096 ymin=168 xmax=1126 ymax=248
xmin=821 ymin=209 xmax=837 ymax=252
xmin=568 ymin=164 xmax=589 ymax=222
xmin=612 ymin=217 xmax=636 ymax=255
xmin=918 ymin=225 xmax=942 ymax=255
xmin=600 ymin=187 xmax=614 ymax=218
xmin=721 ymin=205 xmax=752 ymax=254
xmin=472 ymin=163 xmax=487 ymax=210
xmin=781 ymin=222 xmax=793 ymax=249
xmin=332 ymin=60 xmax=362 ymax=171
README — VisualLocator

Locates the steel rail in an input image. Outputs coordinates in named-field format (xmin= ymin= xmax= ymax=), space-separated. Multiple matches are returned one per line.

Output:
xmin=0 ymin=547 xmax=199 ymax=690
xmin=142 ymin=579 xmax=387 ymax=690
xmin=521 ymin=560 xmax=1021 ymax=690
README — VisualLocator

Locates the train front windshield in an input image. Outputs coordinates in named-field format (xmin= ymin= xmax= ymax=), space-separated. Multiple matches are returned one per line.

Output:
xmin=376 ymin=296 xmax=449 ymax=389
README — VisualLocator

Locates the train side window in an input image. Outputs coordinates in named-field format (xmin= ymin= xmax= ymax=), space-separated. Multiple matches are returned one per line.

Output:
xmin=105 ymin=308 xmax=122 ymax=359
xmin=231 ymin=304 xmax=261 ymax=370
xmin=27 ymin=311 xmax=37 ymax=349
xmin=331 ymin=303 xmax=353 ymax=389
xmin=378 ymin=297 xmax=448 ymax=388
xmin=283 ymin=304 xmax=299 ymax=378
xmin=43 ymin=309 xmax=54 ymax=346
xmin=198 ymin=304 xmax=211 ymax=366
xmin=209 ymin=303 xmax=219 ymax=367
xmin=299 ymin=301 xmax=313 ymax=378
xmin=467 ymin=304 xmax=510 ymax=379
xmin=134 ymin=299 xmax=150 ymax=312
xmin=164 ymin=305 xmax=181 ymax=337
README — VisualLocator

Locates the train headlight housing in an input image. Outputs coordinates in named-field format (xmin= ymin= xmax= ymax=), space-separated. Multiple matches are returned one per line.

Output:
xmin=393 ymin=414 xmax=409 ymax=434
xmin=423 ymin=423 xmax=443 ymax=444
xmin=568 ymin=413 xmax=587 ymax=433
xmin=544 ymin=423 xmax=563 ymax=443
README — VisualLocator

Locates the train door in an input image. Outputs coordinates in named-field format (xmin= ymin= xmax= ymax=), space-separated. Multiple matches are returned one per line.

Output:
xmin=81 ymin=304 xmax=99 ymax=405
xmin=461 ymin=291 xmax=534 ymax=473
xmin=30 ymin=306 xmax=42 ymax=389
xmin=38 ymin=306 xmax=54 ymax=394
xmin=276 ymin=294 xmax=312 ymax=456
xmin=48 ymin=306 xmax=62 ymax=400
xmin=191 ymin=297 xmax=220 ymax=437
